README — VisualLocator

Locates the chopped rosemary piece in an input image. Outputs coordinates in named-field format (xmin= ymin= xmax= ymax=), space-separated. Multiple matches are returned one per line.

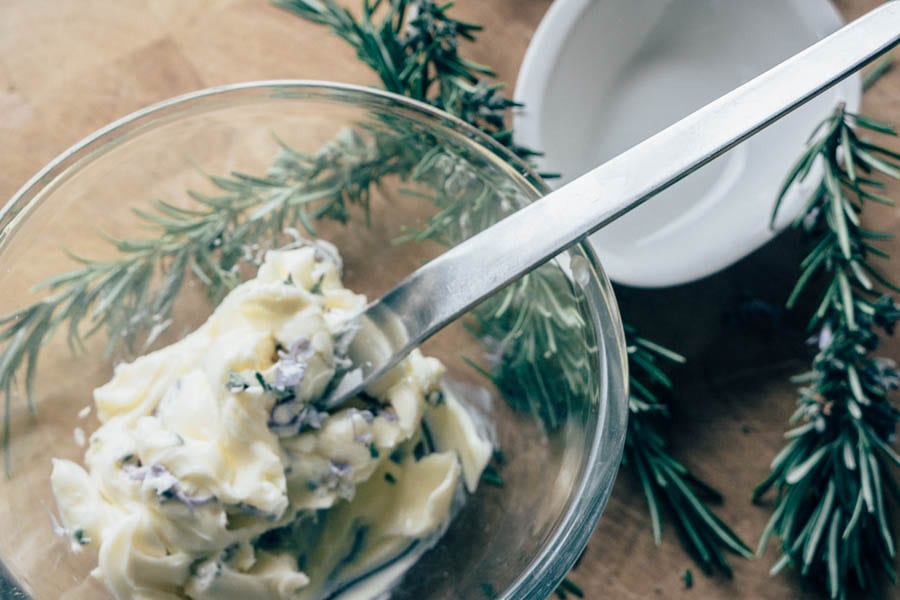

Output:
xmin=71 ymin=528 xmax=92 ymax=546
xmin=480 ymin=464 xmax=503 ymax=487
xmin=425 ymin=390 xmax=444 ymax=406
xmin=309 ymin=274 xmax=325 ymax=295
xmin=254 ymin=372 xmax=272 ymax=392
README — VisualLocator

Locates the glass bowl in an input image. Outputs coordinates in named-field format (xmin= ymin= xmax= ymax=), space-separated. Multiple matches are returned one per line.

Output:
xmin=0 ymin=81 xmax=627 ymax=599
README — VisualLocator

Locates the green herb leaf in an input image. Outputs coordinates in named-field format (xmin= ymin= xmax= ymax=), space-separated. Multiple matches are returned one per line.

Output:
xmin=761 ymin=103 xmax=900 ymax=598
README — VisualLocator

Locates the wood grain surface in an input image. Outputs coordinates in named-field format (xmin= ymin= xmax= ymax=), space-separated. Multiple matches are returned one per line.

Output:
xmin=1 ymin=1 xmax=899 ymax=599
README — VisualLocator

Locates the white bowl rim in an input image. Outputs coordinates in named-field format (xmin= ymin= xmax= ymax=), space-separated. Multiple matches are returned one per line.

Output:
xmin=513 ymin=0 xmax=862 ymax=288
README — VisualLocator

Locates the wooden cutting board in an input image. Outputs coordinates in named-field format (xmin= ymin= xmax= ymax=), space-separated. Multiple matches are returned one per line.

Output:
xmin=1 ymin=1 xmax=898 ymax=598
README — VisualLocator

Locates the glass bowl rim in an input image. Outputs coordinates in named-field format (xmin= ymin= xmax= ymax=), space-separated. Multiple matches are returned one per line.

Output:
xmin=0 ymin=80 xmax=547 ymax=237
xmin=0 ymin=79 xmax=627 ymax=599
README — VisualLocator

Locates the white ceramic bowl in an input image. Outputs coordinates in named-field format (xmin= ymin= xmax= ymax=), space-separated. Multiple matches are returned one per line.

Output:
xmin=514 ymin=0 xmax=861 ymax=287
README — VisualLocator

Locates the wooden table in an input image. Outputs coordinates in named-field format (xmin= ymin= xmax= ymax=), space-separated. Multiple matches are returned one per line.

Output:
xmin=1 ymin=1 xmax=898 ymax=598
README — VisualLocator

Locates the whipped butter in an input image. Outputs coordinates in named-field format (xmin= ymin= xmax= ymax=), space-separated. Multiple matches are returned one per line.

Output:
xmin=50 ymin=241 xmax=492 ymax=600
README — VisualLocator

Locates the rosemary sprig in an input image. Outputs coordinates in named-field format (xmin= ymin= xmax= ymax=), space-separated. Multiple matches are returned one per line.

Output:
xmin=625 ymin=325 xmax=753 ymax=576
xmin=278 ymin=0 xmax=750 ymax=578
xmin=275 ymin=0 xmax=544 ymax=170
xmin=755 ymin=103 xmax=900 ymax=599
xmin=464 ymin=266 xmax=593 ymax=430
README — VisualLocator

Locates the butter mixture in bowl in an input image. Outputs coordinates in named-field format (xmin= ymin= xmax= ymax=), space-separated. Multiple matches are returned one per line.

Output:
xmin=50 ymin=242 xmax=492 ymax=600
